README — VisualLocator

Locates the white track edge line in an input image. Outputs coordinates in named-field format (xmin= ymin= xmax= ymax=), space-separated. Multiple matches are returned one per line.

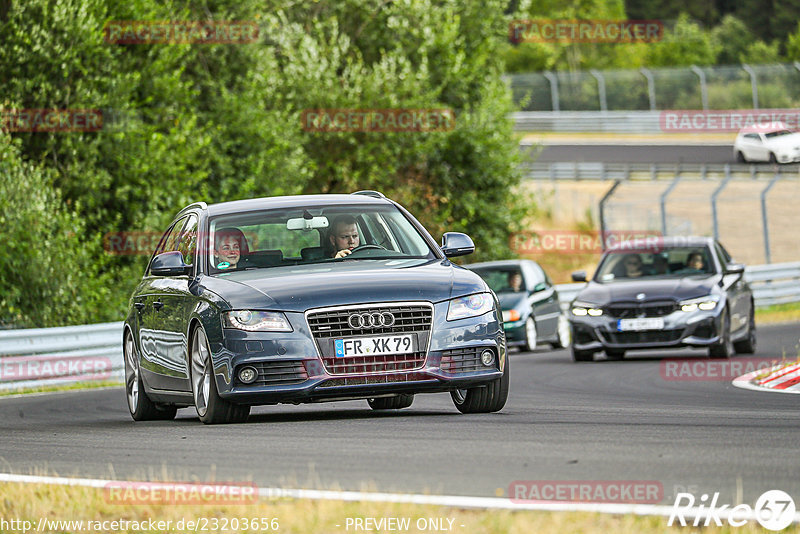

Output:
xmin=1 ymin=473 xmax=798 ymax=524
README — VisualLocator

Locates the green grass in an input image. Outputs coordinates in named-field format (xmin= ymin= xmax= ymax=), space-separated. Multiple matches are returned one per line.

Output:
xmin=0 ymin=380 xmax=123 ymax=397
xmin=1 ymin=481 xmax=793 ymax=534
xmin=755 ymin=301 xmax=800 ymax=325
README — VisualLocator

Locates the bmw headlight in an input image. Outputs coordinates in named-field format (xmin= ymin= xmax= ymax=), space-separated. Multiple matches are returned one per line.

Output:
xmin=680 ymin=296 xmax=719 ymax=312
xmin=572 ymin=302 xmax=603 ymax=317
xmin=447 ymin=293 xmax=494 ymax=321
xmin=222 ymin=310 xmax=293 ymax=332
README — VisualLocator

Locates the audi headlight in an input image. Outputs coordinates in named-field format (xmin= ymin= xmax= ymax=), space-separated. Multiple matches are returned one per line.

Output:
xmin=447 ymin=293 xmax=494 ymax=321
xmin=222 ymin=310 xmax=292 ymax=332
xmin=572 ymin=302 xmax=603 ymax=317
xmin=680 ymin=296 xmax=719 ymax=312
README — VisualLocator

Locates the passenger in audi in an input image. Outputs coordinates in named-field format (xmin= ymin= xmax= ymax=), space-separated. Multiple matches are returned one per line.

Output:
xmin=328 ymin=215 xmax=360 ymax=258
xmin=213 ymin=227 xmax=247 ymax=270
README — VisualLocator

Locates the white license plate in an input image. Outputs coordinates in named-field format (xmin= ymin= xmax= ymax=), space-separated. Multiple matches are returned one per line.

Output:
xmin=617 ymin=318 xmax=664 ymax=331
xmin=334 ymin=335 xmax=415 ymax=358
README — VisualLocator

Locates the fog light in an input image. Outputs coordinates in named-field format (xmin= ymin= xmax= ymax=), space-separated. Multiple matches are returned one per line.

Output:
xmin=238 ymin=366 xmax=258 ymax=384
xmin=480 ymin=349 xmax=495 ymax=366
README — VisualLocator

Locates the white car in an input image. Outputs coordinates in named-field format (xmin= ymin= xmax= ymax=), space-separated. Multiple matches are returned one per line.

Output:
xmin=733 ymin=123 xmax=800 ymax=164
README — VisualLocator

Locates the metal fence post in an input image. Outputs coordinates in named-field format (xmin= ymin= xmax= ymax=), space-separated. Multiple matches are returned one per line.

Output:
xmin=660 ymin=174 xmax=682 ymax=235
xmin=742 ymin=64 xmax=759 ymax=109
xmin=761 ymin=171 xmax=781 ymax=263
xmin=599 ymin=180 xmax=622 ymax=250
xmin=690 ymin=65 xmax=709 ymax=110
xmin=590 ymin=69 xmax=607 ymax=112
xmin=640 ymin=68 xmax=656 ymax=111
xmin=711 ymin=166 xmax=732 ymax=241
xmin=543 ymin=71 xmax=560 ymax=112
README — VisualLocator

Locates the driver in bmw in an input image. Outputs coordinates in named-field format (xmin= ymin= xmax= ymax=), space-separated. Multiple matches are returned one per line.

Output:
xmin=329 ymin=215 xmax=360 ymax=258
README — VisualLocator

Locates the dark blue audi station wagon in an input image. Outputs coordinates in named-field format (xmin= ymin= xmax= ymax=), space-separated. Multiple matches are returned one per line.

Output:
xmin=123 ymin=191 xmax=508 ymax=423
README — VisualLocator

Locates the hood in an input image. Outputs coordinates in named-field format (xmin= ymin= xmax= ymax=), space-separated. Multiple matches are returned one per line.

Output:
xmin=198 ymin=259 xmax=486 ymax=312
xmin=575 ymin=275 xmax=719 ymax=306
xmin=766 ymin=133 xmax=800 ymax=150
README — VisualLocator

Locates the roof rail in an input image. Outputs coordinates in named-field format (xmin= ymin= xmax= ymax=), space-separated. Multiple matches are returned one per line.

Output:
xmin=178 ymin=201 xmax=208 ymax=214
xmin=351 ymin=190 xmax=386 ymax=199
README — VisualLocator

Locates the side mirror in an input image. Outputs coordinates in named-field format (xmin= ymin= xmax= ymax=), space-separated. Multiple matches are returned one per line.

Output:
xmin=571 ymin=270 xmax=587 ymax=282
xmin=151 ymin=251 xmax=191 ymax=276
xmin=725 ymin=263 xmax=745 ymax=275
xmin=441 ymin=232 xmax=475 ymax=257
xmin=533 ymin=282 xmax=547 ymax=292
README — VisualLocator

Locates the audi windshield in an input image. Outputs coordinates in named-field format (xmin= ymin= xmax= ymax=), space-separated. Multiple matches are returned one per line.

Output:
xmin=207 ymin=204 xmax=435 ymax=274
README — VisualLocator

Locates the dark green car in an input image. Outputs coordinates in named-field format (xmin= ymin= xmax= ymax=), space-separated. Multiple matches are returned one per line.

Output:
xmin=464 ymin=260 xmax=571 ymax=352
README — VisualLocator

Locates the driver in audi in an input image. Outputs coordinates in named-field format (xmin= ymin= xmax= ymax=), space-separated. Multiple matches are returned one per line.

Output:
xmin=329 ymin=214 xmax=360 ymax=258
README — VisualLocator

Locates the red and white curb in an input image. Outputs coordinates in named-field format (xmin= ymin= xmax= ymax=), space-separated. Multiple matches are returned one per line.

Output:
xmin=733 ymin=362 xmax=800 ymax=394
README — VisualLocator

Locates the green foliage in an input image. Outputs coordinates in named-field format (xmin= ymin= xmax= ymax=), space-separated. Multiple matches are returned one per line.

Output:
xmin=645 ymin=14 xmax=720 ymax=67
xmin=0 ymin=136 xmax=115 ymax=327
xmin=0 ymin=0 xmax=529 ymax=326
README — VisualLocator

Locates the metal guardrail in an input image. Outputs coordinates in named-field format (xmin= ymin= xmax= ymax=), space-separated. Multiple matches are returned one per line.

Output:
xmin=513 ymin=111 xmax=664 ymax=133
xmin=519 ymin=161 xmax=800 ymax=181
xmin=555 ymin=261 xmax=800 ymax=309
xmin=0 ymin=322 xmax=123 ymax=391
xmin=0 ymin=263 xmax=798 ymax=390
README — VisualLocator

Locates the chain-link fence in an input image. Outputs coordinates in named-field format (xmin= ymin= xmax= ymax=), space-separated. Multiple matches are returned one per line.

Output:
xmin=508 ymin=63 xmax=800 ymax=112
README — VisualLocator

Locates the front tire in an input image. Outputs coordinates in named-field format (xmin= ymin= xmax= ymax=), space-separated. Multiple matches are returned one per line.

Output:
xmin=368 ymin=395 xmax=414 ymax=410
xmin=736 ymin=150 xmax=746 ymax=163
xmin=451 ymin=356 xmax=509 ymax=414
xmin=709 ymin=308 xmax=734 ymax=359
xmin=733 ymin=306 xmax=757 ymax=354
xmin=124 ymin=330 xmax=176 ymax=421
xmin=551 ymin=314 xmax=572 ymax=349
xmin=191 ymin=326 xmax=250 ymax=424
xmin=521 ymin=317 xmax=537 ymax=352
xmin=572 ymin=347 xmax=595 ymax=362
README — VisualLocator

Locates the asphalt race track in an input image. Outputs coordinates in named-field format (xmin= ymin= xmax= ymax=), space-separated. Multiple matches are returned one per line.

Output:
xmin=1 ymin=323 xmax=798 ymax=506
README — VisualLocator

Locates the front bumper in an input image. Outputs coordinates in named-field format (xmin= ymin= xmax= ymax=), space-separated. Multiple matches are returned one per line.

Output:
xmin=209 ymin=303 xmax=506 ymax=405
xmin=570 ymin=308 xmax=724 ymax=353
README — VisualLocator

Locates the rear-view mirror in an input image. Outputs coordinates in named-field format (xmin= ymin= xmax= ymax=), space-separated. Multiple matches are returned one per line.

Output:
xmin=287 ymin=216 xmax=329 ymax=231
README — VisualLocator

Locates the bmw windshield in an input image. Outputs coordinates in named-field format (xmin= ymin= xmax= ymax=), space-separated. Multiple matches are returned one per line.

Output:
xmin=594 ymin=246 xmax=717 ymax=283
xmin=207 ymin=204 xmax=435 ymax=274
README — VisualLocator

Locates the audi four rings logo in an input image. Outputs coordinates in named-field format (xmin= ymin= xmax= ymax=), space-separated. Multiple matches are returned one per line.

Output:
xmin=348 ymin=312 xmax=396 ymax=329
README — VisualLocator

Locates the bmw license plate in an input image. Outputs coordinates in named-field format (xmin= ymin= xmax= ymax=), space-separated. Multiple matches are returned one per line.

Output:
xmin=334 ymin=335 xmax=415 ymax=358
xmin=617 ymin=318 xmax=664 ymax=331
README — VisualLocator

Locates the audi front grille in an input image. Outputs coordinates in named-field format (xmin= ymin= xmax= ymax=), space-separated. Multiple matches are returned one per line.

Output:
xmin=306 ymin=302 xmax=433 ymax=376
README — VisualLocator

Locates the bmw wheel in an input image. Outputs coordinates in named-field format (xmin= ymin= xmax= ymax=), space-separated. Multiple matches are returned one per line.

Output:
xmin=709 ymin=308 xmax=734 ymax=359
xmin=191 ymin=325 xmax=250 ymax=424
xmin=124 ymin=330 xmax=176 ymax=421
xmin=733 ymin=306 xmax=757 ymax=354
xmin=551 ymin=314 xmax=572 ymax=349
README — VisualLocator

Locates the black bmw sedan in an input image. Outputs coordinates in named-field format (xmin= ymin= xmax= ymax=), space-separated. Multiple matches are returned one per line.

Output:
xmin=568 ymin=236 xmax=756 ymax=362
xmin=123 ymin=191 xmax=508 ymax=423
